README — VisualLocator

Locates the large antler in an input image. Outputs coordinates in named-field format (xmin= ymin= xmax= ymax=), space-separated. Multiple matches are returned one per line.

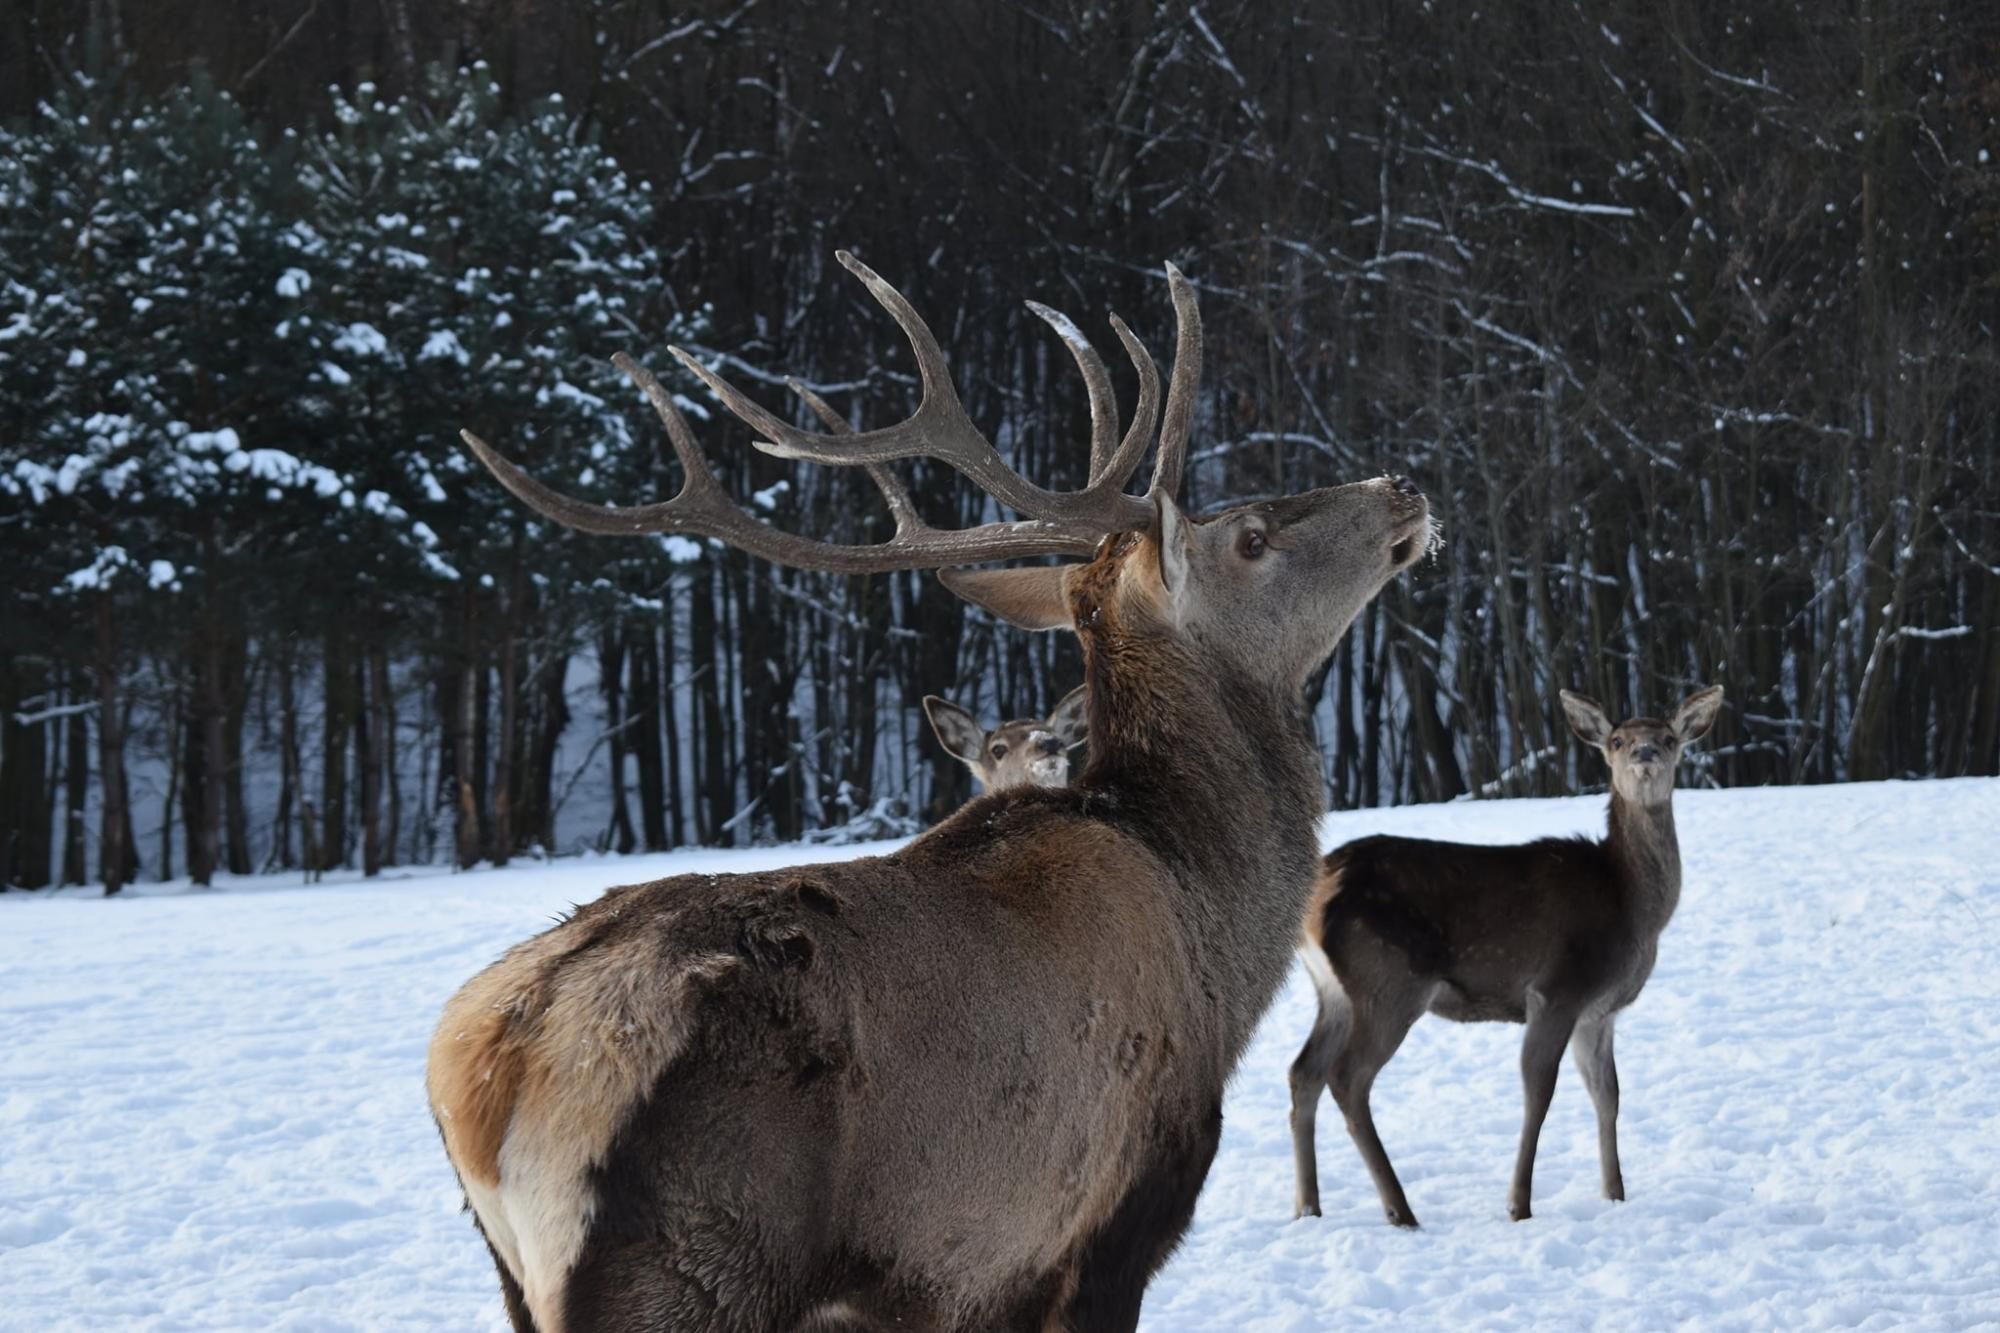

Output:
xmin=459 ymin=252 xmax=1201 ymax=574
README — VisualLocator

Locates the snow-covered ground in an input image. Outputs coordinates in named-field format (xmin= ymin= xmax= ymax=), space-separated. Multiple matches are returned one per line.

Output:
xmin=3 ymin=778 xmax=1996 ymax=1331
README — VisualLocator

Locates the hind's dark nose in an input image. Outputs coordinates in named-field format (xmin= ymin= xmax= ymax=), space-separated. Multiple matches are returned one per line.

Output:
xmin=1387 ymin=474 xmax=1422 ymax=498
xmin=1037 ymin=735 xmax=1063 ymax=756
xmin=1633 ymin=743 xmax=1661 ymax=763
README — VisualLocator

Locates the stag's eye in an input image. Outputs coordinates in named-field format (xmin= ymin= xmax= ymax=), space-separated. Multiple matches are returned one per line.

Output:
xmin=1239 ymin=529 xmax=1268 ymax=559
xmin=990 ymin=744 xmax=1009 ymax=760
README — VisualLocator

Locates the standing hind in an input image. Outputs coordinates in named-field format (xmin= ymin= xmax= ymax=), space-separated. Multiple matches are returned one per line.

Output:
xmin=1288 ymin=685 xmax=1722 ymax=1226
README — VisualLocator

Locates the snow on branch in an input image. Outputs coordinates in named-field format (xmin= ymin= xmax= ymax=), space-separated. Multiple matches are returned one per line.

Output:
xmin=12 ymin=699 xmax=99 ymax=727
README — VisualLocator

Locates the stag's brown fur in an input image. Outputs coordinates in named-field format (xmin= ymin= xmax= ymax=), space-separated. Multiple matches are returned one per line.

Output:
xmin=429 ymin=479 xmax=1428 ymax=1333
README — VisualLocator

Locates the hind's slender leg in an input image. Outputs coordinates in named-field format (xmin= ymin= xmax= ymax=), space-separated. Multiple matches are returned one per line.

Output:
xmin=1571 ymin=1014 xmax=1623 ymax=1202
xmin=1508 ymin=991 xmax=1579 ymax=1221
xmin=1328 ymin=986 xmax=1431 ymax=1229
xmin=1289 ymin=949 xmax=1352 ymax=1219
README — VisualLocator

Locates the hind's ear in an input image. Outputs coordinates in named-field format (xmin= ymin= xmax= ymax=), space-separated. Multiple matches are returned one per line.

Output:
xmin=1559 ymin=689 xmax=1613 ymax=747
xmin=922 ymin=695 xmax=986 ymax=763
xmin=1672 ymin=685 xmax=1724 ymax=742
xmin=1047 ymin=684 xmax=1089 ymax=750
xmin=938 ymin=566 xmax=1076 ymax=632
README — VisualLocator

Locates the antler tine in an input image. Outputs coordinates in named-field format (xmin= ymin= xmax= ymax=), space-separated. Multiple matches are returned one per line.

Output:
xmin=668 ymin=251 xmax=1150 ymax=532
xmin=785 ymin=377 xmax=924 ymax=539
xmin=1023 ymin=300 xmax=1118 ymax=485
xmin=461 ymin=355 xmax=1113 ymax=572
xmin=1101 ymin=314 xmax=1163 ymax=492
xmin=1151 ymin=261 xmax=1202 ymax=500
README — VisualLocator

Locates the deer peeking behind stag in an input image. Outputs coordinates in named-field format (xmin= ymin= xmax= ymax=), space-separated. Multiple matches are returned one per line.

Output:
xmin=924 ymin=686 xmax=1089 ymax=793
xmin=1288 ymin=685 xmax=1724 ymax=1228
xmin=426 ymin=252 xmax=1432 ymax=1332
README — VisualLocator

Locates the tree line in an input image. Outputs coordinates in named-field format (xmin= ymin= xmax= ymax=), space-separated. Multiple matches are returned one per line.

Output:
xmin=2 ymin=0 xmax=1996 ymax=893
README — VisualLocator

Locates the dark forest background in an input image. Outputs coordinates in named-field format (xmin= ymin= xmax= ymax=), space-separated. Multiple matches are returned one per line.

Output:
xmin=2 ymin=0 xmax=1996 ymax=893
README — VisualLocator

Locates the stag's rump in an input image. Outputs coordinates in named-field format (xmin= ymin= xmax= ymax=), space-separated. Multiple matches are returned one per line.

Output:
xmin=429 ymin=795 xmax=1193 ymax=1322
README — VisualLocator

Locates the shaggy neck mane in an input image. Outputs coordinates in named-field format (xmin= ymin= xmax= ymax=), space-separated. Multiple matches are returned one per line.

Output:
xmin=1068 ymin=548 xmax=1322 ymax=888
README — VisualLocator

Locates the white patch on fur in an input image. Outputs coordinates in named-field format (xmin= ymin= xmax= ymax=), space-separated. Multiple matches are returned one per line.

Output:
xmin=1298 ymin=940 xmax=1343 ymax=1011
xmin=496 ymin=1130 xmax=586 ymax=1333
xmin=461 ymin=1174 xmax=523 ymax=1291
xmin=469 ymin=948 xmax=740 ymax=1333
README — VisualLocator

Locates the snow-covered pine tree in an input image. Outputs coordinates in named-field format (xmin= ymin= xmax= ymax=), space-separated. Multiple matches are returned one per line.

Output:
xmin=291 ymin=64 xmax=703 ymax=868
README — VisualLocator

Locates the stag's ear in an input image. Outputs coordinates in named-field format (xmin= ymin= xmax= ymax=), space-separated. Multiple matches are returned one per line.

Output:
xmin=1047 ymin=684 xmax=1089 ymax=750
xmin=1148 ymin=487 xmax=1191 ymax=613
xmin=1559 ymin=689 xmax=1614 ymax=747
xmin=937 ymin=565 xmax=1075 ymax=631
xmin=1672 ymin=684 xmax=1724 ymax=742
xmin=922 ymin=695 xmax=986 ymax=763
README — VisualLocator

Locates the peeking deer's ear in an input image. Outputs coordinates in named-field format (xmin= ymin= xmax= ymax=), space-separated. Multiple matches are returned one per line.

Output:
xmin=922 ymin=695 xmax=986 ymax=764
xmin=1559 ymin=689 xmax=1614 ymax=747
xmin=937 ymin=565 xmax=1075 ymax=631
xmin=1046 ymin=684 xmax=1089 ymax=751
xmin=1672 ymin=684 xmax=1724 ymax=742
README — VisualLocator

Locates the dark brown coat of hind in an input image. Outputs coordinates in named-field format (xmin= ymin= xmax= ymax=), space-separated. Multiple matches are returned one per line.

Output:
xmin=1287 ymin=686 xmax=1722 ymax=1228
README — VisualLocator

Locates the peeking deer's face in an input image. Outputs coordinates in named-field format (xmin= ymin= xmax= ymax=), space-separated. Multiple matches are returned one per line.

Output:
xmin=1561 ymin=686 xmax=1725 ymax=805
xmin=924 ymin=686 xmax=1089 ymax=793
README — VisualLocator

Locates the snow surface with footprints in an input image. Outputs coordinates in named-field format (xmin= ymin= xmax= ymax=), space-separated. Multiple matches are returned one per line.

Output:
xmin=3 ymin=778 xmax=1996 ymax=1330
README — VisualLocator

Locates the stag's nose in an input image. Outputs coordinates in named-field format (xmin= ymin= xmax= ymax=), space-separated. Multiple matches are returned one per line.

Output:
xmin=1036 ymin=734 xmax=1063 ymax=756
xmin=1386 ymin=474 xmax=1422 ymax=498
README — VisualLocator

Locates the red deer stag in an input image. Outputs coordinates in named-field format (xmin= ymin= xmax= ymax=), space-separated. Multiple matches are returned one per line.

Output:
xmin=1287 ymin=685 xmax=1724 ymax=1228
xmin=924 ymin=685 xmax=1089 ymax=793
xmin=427 ymin=251 xmax=1431 ymax=1332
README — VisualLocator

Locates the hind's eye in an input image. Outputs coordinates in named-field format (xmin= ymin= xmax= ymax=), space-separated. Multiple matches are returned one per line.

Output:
xmin=1240 ymin=529 xmax=1267 ymax=559
xmin=1609 ymin=737 xmax=1623 ymax=750
xmin=990 ymin=744 xmax=1008 ymax=760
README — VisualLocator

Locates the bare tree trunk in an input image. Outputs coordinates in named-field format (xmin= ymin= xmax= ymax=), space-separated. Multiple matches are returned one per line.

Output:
xmin=528 ymin=646 xmax=569 ymax=852
xmin=95 ymin=591 xmax=131 ymax=896
xmin=630 ymin=621 xmax=667 ymax=851
xmin=1969 ymin=576 xmax=2000 ymax=778
xmin=321 ymin=626 xmax=349 ymax=873
xmin=374 ymin=644 xmax=399 ymax=868
xmin=490 ymin=585 xmax=519 ymax=866
xmin=62 ymin=665 xmax=89 ymax=885
xmin=222 ymin=625 xmax=251 ymax=875
xmin=453 ymin=588 xmax=481 ymax=870
xmin=0 ymin=656 xmax=52 ymax=888
xmin=661 ymin=609 xmax=684 ymax=848
xmin=598 ymin=623 xmax=635 ymax=854
xmin=160 ymin=674 xmax=181 ymax=882
xmin=272 ymin=648 xmax=299 ymax=870
xmin=691 ymin=567 xmax=728 ymax=843
xmin=358 ymin=646 xmax=382 ymax=878
xmin=184 ymin=644 xmax=219 ymax=887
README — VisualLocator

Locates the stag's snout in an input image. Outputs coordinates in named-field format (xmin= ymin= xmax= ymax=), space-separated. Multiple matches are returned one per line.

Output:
xmin=1377 ymin=475 xmax=1434 ymax=570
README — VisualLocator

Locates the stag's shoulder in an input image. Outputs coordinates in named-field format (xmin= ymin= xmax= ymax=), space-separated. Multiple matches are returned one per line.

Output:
xmin=904 ymin=786 xmax=1169 ymax=905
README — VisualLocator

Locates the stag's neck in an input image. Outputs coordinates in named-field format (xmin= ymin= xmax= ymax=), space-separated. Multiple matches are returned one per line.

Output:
xmin=1079 ymin=634 xmax=1326 ymax=1064
xmin=1606 ymin=793 xmax=1681 ymax=931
